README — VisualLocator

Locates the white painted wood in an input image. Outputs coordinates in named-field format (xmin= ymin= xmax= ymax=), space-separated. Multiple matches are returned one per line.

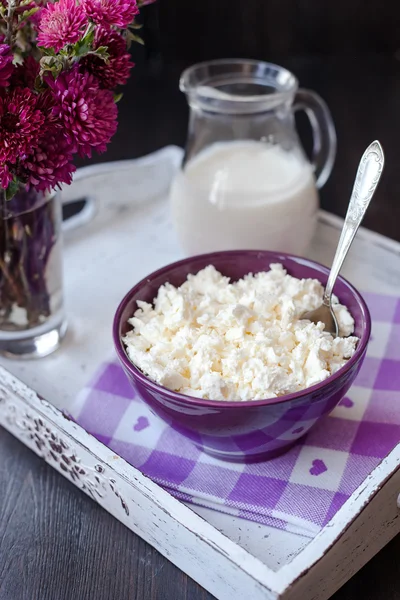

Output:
xmin=281 ymin=465 xmax=400 ymax=600
xmin=189 ymin=505 xmax=310 ymax=570
xmin=0 ymin=146 xmax=399 ymax=600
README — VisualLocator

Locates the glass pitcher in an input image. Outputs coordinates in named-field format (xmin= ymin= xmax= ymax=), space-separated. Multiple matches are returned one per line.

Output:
xmin=170 ymin=59 xmax=336 ymax=256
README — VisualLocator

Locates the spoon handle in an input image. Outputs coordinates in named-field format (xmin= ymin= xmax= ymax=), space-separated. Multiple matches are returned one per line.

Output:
xmin=324 ymin=140 xmax=385 ymax=303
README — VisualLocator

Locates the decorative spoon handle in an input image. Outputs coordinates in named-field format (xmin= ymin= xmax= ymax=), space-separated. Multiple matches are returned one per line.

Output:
xmin=324 ymin=140 xmax=385 ymax=304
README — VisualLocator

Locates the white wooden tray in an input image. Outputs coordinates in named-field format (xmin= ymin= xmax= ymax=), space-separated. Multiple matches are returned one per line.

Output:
xmin=0 ymin=146 xmax=399 ymax=600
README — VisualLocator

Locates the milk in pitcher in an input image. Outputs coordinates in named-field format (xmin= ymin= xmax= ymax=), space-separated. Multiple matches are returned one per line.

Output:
xmin=170 ymin=140 xmax=319 ymax=255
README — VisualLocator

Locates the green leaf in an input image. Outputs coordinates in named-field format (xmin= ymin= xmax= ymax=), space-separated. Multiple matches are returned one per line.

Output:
xmin=114 ymin=92 xmax=123 ymax=103
xmin=18 ymin=6 xmax=40 ymax=22
xmin=5 ymin=179 xmax=21 ymax=202
xmin=12 ymin=53 xmax=24 ymax=66
xmin=39 ymin=55 xmax=65 ymax=78
xmin=129 ymin=32 xmax=144 ymax=45
xmin=74 ymin=46 xmax=110 ymax=63
xmin=81 ymin=23 xmax=95 ymax=46
xmin=73 ymin=40 xmax=92 ymax=57
xmin=124 ymin=29 xmax=144 ymax=48
xmin=93 ymin=46 xmax=109 ymax=60
xmin=39 ymin=46 xmax=56 ymax=57
xmin=71 ymin=23 xmax=96 ymax=58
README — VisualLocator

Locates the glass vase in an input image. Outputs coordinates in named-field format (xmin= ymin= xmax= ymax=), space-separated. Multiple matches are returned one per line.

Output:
xmin=0 ymin=186 xmax=67 ymax=358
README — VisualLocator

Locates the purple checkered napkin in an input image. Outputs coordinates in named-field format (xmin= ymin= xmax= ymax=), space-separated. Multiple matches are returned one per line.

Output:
xmin=71 ymin=292 xmax=400 ymax=538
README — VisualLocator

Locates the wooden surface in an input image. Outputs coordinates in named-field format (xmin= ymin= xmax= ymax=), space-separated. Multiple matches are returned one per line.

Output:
xmin=2 ymin=3 xmax=400 ymax=598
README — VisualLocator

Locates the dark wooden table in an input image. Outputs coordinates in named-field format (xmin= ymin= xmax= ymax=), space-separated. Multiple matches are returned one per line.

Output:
xmin=1 ymin=52 xmax=400 ymax=599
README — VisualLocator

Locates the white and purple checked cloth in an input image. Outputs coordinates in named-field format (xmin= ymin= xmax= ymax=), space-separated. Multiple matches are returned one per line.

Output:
xmin=71 ymin=292 xmax=400 ymax=537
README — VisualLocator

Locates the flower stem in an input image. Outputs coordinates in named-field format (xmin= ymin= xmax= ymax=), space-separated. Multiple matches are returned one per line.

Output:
xmin=5 ymin=0 xmax=16 ymax=47
xmin=0 ymin=256 xmax=25 ymax=305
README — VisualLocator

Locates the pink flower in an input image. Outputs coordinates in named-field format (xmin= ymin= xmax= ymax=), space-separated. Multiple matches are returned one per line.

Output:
xmin=10 ymin=56 xmax=39 ymax=89
xmin=80 ymin=27 xmax=133 ymax=89
xmin=21 ymin=129 xmax=76 ymax=192
xmin=0 ymin=88 xmax=46 ymax=164
xmin=37 ymin=0 xmax=88 ymax=52
xmin=47 ymin=67 xmax=118 ymax=157
xmin=0 ymin=45 xmax=13 ymax=87
xmin=0 ymin=88 xmax=75 ymax=193
xmin=81 ymin=0 xmax=139 ymax=28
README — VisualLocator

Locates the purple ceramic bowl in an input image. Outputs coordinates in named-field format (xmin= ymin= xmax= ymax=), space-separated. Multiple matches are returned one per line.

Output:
xmin=113 ymin=251 xmax=371 ymax=462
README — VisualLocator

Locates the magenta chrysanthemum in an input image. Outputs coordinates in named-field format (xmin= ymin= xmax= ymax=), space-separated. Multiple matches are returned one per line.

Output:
xmin=80 ymin=27 xmax=133 ymax=89
xmin=0 ymin=88 xmax=46 ymax=164
xmin=21 ymin=129 xmax=76 ymax=192
xmin=10 ymin=56 xmax=39 ymax=89
xmin=0 ymin=0 xmax=138 ymax=196
xmin=37 ymin=0 xmax=88 ymax=52
xmin=81 ymin=0 xmax=138 ymax=28
xmin=47 ymin=67 xmax=118 ymax=157
xmin=0 ymin=45 xmax=13 ymax=88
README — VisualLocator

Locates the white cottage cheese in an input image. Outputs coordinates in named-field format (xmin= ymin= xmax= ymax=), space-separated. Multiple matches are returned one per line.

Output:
xmin=123 ymin=264 xmax=359 ymax=401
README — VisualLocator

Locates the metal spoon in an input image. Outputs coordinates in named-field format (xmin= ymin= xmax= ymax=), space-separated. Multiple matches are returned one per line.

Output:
xmin=301 ymin=140 xmax=385 ymax=336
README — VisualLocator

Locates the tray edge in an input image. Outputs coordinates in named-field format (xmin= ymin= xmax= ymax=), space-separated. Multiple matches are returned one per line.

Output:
xmin=0 ymin=364 xmax=399 ymax=600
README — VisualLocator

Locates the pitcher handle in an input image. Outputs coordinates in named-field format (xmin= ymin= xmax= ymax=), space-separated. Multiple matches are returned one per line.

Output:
xmin=294 ymin=89 xmax=337 ymax=189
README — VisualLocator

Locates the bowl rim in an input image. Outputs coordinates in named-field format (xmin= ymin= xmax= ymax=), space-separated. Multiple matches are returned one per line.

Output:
xmin=113 ymin=250 xmax=371 ymax=408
